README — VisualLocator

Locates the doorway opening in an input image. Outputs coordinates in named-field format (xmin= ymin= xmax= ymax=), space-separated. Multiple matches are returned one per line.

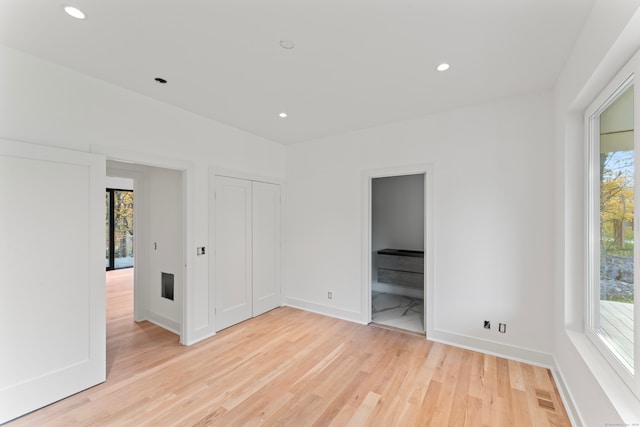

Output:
xmin=370 ymin=174 xmax=425 ymax=334
xmin=106 ymin=185 xmax=134 ymax=271
xmin=105 ymin=177 xmax=135 ymax=345
xmin=105 ymin=160 xmax=185 ymax=342
xmin=362 ymin=164 xmax=433 ymax=337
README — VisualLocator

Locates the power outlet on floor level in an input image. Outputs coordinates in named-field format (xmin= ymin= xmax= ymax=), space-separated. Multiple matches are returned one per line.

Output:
xmin=327 ymin=292 xmax=332 ymax=300
xmin=499 ymin=323 xmax=507 ymax=333
xmin=484 ymin=320 xmax=491 ymax=329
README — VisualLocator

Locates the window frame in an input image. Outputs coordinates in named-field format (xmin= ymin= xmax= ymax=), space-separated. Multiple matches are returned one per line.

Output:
xmin=585 ymin=51 xmax=640 ymax=399
xmin=105 ymin=187 xmax=134 ymax=271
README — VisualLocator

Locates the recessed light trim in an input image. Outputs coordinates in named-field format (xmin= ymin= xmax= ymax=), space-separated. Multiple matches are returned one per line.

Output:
xmin=278 ymin=112 xmax=288 ymax=118
xmin=154 ymin=77 xmax=168 ymax=84
xmin=64 ymin=6 xmax=86 ymax=19
xmin=436 ymin=63 xmax=450 ymax=72
xmin=279 ymin=40 xmax=295 ymax=50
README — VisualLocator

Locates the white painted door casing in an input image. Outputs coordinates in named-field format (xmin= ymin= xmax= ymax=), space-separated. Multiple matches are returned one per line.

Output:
xmin=0 ymin=139 xmax=105 ymax=424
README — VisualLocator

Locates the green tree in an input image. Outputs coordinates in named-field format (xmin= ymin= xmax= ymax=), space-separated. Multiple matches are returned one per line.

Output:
xmin=114 ymin=191 xmax=134 ymax=258
xmin=600 ymin=151 xmax=634 ymax=259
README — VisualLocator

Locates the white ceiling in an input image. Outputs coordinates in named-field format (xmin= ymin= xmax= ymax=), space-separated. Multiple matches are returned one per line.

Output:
xmin=0 ymin=0 xmax=595 ymax=145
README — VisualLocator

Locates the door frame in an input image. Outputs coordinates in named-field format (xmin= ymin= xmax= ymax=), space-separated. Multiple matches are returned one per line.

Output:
xmin=105 ymin=164 xmax=147 ymax=323
xmin=105 ymin=187 xmax=134 ymax=272
xmin=361 ymin=164 xmax=435 ymax=337
xmin=94 ymin=145 xmax=192 ymax=344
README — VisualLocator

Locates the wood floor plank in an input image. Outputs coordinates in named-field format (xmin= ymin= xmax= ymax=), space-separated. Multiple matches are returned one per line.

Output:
xmin=346 ymin=391 xmax=381 ymax=426
xmin=6 ymin=269 xmax=572 ymax=426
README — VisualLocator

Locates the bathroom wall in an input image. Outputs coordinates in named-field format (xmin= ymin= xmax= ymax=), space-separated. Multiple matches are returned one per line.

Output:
xmin=371 ymin=174 xmax=425 ymax=295
xmin=372 ymin=174 xmax=425 ymax=252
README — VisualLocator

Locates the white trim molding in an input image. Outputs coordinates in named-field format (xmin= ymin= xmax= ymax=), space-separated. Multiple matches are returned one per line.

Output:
xmin=360 ymin=163 xmax=435 ymax=332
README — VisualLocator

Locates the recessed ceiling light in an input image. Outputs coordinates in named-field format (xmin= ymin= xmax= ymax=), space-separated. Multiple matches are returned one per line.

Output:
xmin=154 ymin=77 xmax=167 ymax=84
xmin=279 ymin=40 xmax=295 ymax=50
xmin=63 ymin=6 xmax=86 ymax=19
xmin=436 ymin=63 xmax=450 ymax=72
xmin=278 ymin=112 xmax=288 ymax=118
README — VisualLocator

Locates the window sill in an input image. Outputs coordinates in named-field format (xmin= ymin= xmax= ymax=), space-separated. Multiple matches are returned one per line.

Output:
xmin=566 ymin=329 xmax=640 ymax=424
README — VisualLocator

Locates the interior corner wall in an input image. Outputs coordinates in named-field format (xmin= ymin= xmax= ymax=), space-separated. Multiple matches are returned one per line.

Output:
xmin=284 ymin=90 xmax=556 ymax=359
xmin=372 ymin=175 xmax=425 ymax=253
xmin=553 ymin=1 xmax=640 ymax=424
xmin=0 ymin=43 xmax=286 ymax=345
xmin=146 ymin=166 xmax=184 ymax=334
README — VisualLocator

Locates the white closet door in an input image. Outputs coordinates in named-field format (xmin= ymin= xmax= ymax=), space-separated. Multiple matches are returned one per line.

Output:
xmin=214 ymin=176 xmax=253 ymax=332
xmin=0 ymin=139 xmax=105 ymax=424
xmin=252 ymin=182 xmax=281 ymax=316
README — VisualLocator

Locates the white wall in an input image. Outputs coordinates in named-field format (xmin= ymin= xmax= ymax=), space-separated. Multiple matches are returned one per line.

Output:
xmin=554 ymin=0 xmax=640 ymax=425
xmin=372 ymin=174 xmax=424 ymax=252
xmin=105 ymin=176 xmax=134 ymax=191
xmin=0 ymin=43 xmax=286 ymax=344
xmin=285 ymin=91 xmax=556 ymax=360
xmin=146 ymin=166 xmax=183 ymax=333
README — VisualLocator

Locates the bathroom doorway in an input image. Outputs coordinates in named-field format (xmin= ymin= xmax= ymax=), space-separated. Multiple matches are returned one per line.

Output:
xmin=370 ymin=174 xmax=425 ymax=334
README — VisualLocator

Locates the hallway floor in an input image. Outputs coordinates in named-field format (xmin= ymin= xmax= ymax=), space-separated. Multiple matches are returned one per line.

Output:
xmin=371 ymin=292 xmax=424 ymax=334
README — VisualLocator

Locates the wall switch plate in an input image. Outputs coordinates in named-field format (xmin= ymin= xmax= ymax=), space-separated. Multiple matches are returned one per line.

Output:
xmin=328 ymin=292 xmax=332 ymax=300
xmin=499 ymin=323 xmax=506 ymax=333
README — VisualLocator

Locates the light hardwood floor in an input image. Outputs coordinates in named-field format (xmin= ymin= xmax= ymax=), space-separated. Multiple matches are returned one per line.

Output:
xmin=9 ymin=269 xmax=571 ymax=426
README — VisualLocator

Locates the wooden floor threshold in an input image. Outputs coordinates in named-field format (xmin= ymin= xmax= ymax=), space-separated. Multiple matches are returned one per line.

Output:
xmin=369 ymin=321 xmax=426 ymax=338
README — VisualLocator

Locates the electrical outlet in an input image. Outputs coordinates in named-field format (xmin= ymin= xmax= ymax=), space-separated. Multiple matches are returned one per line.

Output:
xmin=499 ymin=323 xmax=506 ymax=333
xmin=484 ymin=320 xmax=491 ymax=329
xmin=327 ymin=292 xmax=332 ymax=300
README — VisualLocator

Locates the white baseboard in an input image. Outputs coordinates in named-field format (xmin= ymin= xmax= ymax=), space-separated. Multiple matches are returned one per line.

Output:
xmin=284 ymin=297 xmax=365 ymax=324
xmin=182 ymin=329 xmax=216 ymax=346
xmin=145 ymin=311 xmax=181 ymax=336
xmin=550 ymin=357 xmax=582 ymax=427
xmin=427 ymin=328 xmax=554 ymax=367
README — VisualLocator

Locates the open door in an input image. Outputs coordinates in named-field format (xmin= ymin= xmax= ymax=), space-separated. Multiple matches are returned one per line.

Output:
xmin=0 ymin=139 xmax=105 ymax=423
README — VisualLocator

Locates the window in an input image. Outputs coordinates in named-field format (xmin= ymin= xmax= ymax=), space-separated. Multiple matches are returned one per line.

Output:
xmin=587 ymin=52 xmax=639 ymax=398
xmin=106 ymin=188 xmax=134 ymax=270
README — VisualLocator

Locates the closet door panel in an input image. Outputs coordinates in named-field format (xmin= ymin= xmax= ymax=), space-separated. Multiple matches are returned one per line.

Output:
xmin=252 ymin=182 xmax=281 ymax=316
xmin=214 ymin=176 xmax=252 ymax=331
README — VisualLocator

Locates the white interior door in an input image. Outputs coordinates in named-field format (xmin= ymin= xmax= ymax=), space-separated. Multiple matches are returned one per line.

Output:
xmin=252 ymin=181 xmax=281 ymax=316
xmin=0 ymin=139 xmax=105 ymax=424
xmin=214 ymin=176 xmax=252 ymax=332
